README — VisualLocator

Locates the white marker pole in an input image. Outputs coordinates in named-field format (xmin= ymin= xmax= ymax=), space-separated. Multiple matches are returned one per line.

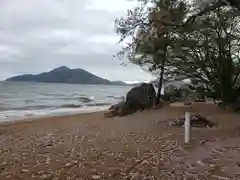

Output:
xmin=184 ymin=112 xmax=191 ymax=144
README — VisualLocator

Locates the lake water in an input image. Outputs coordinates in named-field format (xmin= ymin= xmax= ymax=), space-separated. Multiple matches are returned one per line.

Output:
xmin=0 ymin=82 xmax=133 ymax=122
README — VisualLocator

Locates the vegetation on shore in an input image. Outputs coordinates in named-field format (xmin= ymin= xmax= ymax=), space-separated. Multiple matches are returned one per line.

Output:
xmin=115 ymin=0 xmax=240 ymax=111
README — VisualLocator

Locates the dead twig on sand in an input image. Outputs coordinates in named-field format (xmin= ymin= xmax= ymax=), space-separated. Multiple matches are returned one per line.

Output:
xmin=125 ymin=154 xmax=155 ymax=175
xmin=125 ymin=146 xmax=181 ymax=179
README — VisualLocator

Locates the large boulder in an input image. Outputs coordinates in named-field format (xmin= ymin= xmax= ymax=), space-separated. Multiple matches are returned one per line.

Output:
xmin=109 ymin=100 xmax=125 ymax=111
xmin=195 ymin=86 xmax=206 ymax=100
xmin=104 ymin=101 xmax=125 ymax=118
xmin=118 ymin=100 xmax=139 ymax=116
xmin=104 ymin=109 xmax=118 ymax=118
xmin=164 ymin=85 xmax=177 ymax=96
xmin=104 ymin=83 xmax=157 ymax=118
xmin=163 ymin=85 xmax=179 ymax=102
xmin=220 ymin=96 xmax=240 ymax=112
xmin=126 ymin=83 xmax=156 ymax=109
xmin=104 ymin=100 xmax=138 ymax=118
xmin=162 ymin=93 xmax=176 ymax=102
xmin=140 ymin=83 xmax=157 ymax=107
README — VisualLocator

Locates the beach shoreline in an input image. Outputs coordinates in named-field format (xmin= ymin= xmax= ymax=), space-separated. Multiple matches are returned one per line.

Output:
xmin=0 ymin=82 xmax=129 ymax=124
xmin=0 ymin=104 xmax=240 ymax=179
xmin=0 ymin=105 xmax=110 ymax=125
xmin=0 ymin=111 xmax=102 ymax=127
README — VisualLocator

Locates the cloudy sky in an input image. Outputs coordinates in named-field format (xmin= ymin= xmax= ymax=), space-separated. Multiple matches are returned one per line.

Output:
xmin=0 ymin=0 xmax=156 ymax=83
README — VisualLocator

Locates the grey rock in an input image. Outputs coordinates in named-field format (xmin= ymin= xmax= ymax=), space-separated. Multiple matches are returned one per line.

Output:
xmin=126 ymin=83 xmax=156 ymax=110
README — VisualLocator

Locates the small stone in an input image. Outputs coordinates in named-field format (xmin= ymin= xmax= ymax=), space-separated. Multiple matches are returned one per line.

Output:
xmin=21 ymin=169 xmax=29 ymax=172
xmin=41 ymin=174 xmax=52 ymax=179
xmin=92 ymin=175 xmax=101 ymax=179
xmin=209 ymin=164 xmax=217 ymax=168
xmin=64 ymin=162 xmax=72 ymax=167
xmin=130 ymin=172 xmax=140 ymax=178
xmin=196 ymin=160 xmax=205 ymax=166
xmin=200 ymin=138 xmax=207 ymax=145
xmin=236 ymin=162 xmax=240 ymax=167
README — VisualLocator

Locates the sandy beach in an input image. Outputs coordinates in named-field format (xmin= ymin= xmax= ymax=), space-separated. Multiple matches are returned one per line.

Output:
xmin=0 ymin=104 xmax=240 ymax=180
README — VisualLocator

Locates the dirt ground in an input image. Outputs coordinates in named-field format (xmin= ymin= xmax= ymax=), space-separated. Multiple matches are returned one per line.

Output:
xmin=0 ymin=104 xmax=240 ymax=180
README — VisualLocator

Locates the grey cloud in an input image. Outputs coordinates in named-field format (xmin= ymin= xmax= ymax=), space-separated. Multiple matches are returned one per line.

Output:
xmin=0 ymin=0 xmax=155 ymax=82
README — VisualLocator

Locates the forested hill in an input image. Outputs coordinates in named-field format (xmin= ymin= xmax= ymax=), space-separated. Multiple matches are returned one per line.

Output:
xmin=5 ymin=66 xmax=128 ymax=86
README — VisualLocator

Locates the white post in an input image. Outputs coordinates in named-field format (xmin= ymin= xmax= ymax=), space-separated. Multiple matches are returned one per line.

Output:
xmin=184 ymin=112 xmax=191 ymax=144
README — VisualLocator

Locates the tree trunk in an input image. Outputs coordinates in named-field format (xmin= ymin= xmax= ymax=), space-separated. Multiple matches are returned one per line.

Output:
xmin=156 ymin=45 xmax=167 ymax=105
xmin=156 ymin=64 xmax=164 ymax=105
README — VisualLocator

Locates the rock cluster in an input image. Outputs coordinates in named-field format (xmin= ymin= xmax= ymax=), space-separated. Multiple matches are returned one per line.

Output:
xmin=170 ymin=114 xmax=216 ymax=128
xmin=104 ymin=83 xmax=157 ymax=117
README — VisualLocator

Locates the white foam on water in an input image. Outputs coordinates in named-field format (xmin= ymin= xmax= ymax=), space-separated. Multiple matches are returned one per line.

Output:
xmin=0 ymin=105 xmax=110 ymax=122
xmin=0 ymin=82 xmax=132 ymax=123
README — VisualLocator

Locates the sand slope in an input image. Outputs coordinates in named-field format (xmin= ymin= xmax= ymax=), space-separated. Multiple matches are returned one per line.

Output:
xmin=0 ymin=104 xmax=240 ymax=179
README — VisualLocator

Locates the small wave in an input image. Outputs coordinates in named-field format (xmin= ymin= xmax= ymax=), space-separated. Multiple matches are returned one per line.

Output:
xmin=0 ymin=105 xmax=55 ymax=112
xmin=86 ymin=102 xmax=111 ymax=107
xmin=106 ymin=95 xmax=125 ymax=100
xmin=0 ymin=107 xmax=9 ymax=111
xmin=24 ymin=99 xmax=35 ymax=103
xmin=39 ymin=96 xmax=94 ymax=103
xmin=39 ymin=96 xmax=79 ymax=101
xmin=41 ymin=93 xmax=65 ymax=97
xmin=39 ymin=97 xmax=75 ymax=101
xmin=60 ymin=104 xmax=82 ymax=108
xmin=14 ymin=105 xmax=55 ymax=111
xmin=73 ymin=92 xmax=85 ymax=96
xmin=78 ymin=96 xmax=94 ymax=103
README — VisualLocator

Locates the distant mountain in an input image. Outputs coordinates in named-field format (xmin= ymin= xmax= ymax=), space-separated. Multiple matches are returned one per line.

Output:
xmin=5 ymin=66 xmax=128 ymax=86
xmin=111 ymin=81 xmax=129 ymax=86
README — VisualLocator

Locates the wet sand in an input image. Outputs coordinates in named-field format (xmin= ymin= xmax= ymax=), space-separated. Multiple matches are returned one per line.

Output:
xmin=0 ymin=104 xmax=240 ymax=179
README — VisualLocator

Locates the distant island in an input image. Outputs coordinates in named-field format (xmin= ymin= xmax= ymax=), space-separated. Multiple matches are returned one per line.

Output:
xmin=5 ymin=66 xmax=128 ymax=86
